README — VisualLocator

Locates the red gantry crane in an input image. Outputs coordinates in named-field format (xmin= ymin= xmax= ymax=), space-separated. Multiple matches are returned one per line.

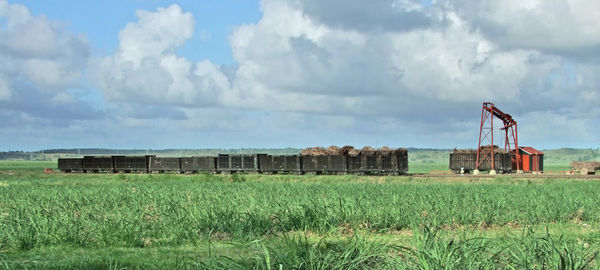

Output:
xmin=475 ymin=102 xmax=521 ymax=173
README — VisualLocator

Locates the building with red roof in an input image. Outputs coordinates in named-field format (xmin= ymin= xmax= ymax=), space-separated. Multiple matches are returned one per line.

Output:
xmin=515 ymin=147 xmax=544 ymax=172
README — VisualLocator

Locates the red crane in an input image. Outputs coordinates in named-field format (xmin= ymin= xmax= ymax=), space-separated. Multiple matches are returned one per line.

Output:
xmin=475 ymin=102 xmax=521 ymax=172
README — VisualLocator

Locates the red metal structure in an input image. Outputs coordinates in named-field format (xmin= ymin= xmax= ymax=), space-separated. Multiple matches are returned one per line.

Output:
xmin=476 ymin=102 xmax=521 ymax=171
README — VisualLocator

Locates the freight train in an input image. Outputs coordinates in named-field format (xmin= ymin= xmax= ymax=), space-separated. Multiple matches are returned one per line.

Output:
xmin=58 ymin=149 xmax=408 ymax=175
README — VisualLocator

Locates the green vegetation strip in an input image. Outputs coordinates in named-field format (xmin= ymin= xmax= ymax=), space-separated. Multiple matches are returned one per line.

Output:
xmin=1 ymin=163 xmax=600 ymax=269
xmin=1 ymin=228 xmax=599 ymax=269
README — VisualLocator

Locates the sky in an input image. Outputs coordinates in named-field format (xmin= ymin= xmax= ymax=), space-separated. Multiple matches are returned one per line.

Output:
xmin=0 ymin=0 xmax=599 ymax=151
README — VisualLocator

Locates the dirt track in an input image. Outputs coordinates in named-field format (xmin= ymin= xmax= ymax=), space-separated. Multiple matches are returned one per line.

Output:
xmin=410 ymin=173 xmax=600 ymax=179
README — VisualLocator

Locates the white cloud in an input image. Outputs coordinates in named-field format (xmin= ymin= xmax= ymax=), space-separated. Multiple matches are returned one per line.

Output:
xmin=91 ymin=4 xmax=229 ymax=107
xmin=211 ymin=0 xmax=599 ymax=148
xmin=446 ymin=0 xmax=600 ymax=54
xmin=520 ymin=111 xmax=598 ymax=147
xmin=118 ymin=5 xmax=194 ymax=66
xmin=21 ymin=58 xmax=83 ymax=90
xmin=224 ymin=0 xmax=568 ymax=118
xmin=50 ymin=91 xmax=76 ymax=104
xmin=3 ymin=16 xmax=60 ymax=58
xmin=0 ymin=0 xmax=31 ymax=29
xmin=0 ymin=76 xmax=11 ymax=101
xmin=87 ymin=0 xmax=599 ymax=148
xmin=292 ymin=0 xmax=433 ymax=32
xmin=86 ymin=0 xmax=600 ymax=129
xmin=3 ymin=0 xmax=600 ymax=149
xmin=0 ymin=0 xmax=89 ymax=103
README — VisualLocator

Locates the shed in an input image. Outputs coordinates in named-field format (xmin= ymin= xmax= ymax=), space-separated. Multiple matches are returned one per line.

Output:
xmin=516 ymin=147 xmax=544 ymax=172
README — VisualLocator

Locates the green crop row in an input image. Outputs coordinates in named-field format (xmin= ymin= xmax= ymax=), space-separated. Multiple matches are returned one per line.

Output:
xmin=1 ymin=173 xmax=599 ymax=252
xmin=199 ymin=227 xmax=600 ymax=270
xmin=2 ymin=227 xmax=598 ymax=269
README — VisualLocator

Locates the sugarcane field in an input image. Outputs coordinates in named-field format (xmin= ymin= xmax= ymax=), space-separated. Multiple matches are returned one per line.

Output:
xmin=2 ymin=144 xmax=600 ymax=269
xmin=2 ymin=1 xmax=600 ymax=269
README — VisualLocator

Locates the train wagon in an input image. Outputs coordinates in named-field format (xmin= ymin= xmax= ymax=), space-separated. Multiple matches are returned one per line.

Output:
xmin=347 ymin=149 xmax=408 ymax=175
xmin=259 ymin=155 xmax=301 ymax=174
xmin=346 ymin=155 xmax=361 ymax=173
xmin=449 ymin=150 xmax=512 ymax=173
xmin=58 ymin=158 xmax=83 ymax=173
xmin=571 ymin=161 xmax=600 ymax=175
xmin=301 ymin=155 xmax=347 ymax=174
xmin=395 ymin=149 xmax=409 ymax=174
xmin=149 ymin=157 xmax=180 ymax=173
xmin=83 ymin=156 xmax=113 ymax=173
xmin=217 ymin=154 xmax=263 ymax=173
xmin=180 ymin=156 xmax=216 ymax=173
xmin=347 ymin=154 xmax=377 ymax=173
xmin=113 ymin=155 xmax=151 ymax=173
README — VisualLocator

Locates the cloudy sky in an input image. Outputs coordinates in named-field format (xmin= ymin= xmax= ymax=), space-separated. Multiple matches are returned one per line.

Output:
xmin=1 ymin=0 xmax=599 ymax=151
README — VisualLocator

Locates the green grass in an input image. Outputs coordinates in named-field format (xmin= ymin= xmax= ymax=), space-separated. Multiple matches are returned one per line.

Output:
xmin=408 ymin=163 xmax=449 ymax=173
xmin=2 ymin=227 xmax=599 ymax=269
xmin=544 ymin=164 xmax=572 ymax=172
xmin=0 ymin=161 xmax=56 ymax=171
xmin=2 ymin=161 xmax=599 ymax=269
